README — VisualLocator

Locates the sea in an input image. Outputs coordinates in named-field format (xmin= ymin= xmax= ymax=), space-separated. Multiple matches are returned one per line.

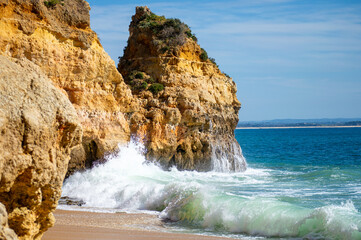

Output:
xmin=60 ymin=127 xmax=361 ymax=239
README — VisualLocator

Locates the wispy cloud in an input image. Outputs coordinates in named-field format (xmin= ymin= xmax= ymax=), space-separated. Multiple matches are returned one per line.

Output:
xmin=88 ymin=0 xmax=361 ymax=120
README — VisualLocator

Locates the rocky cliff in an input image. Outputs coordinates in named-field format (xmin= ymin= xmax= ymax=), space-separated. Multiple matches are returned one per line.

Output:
xmin=0 ymin=203 xmax=17 ymax=240
xmin=0 ymin=56 xmax=82 ymax=239
xmin=0 ymin=0 xmax=137 ymax=175
xmin=0 ymin=0 xmax=245 ymax=173
xmin=118 ymin=7 xmax=245 ymax=171
xmin=0 ymin=2 xmax=245 ymax=238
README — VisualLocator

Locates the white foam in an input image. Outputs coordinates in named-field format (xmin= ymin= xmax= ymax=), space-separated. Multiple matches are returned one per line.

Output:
xmin=61 ymin=141 xmax=361 ymax=239
xmin=211 ymin=141 xmax=247 ymax=172
xmin=242 ymin=167 xmax=271 ymax=177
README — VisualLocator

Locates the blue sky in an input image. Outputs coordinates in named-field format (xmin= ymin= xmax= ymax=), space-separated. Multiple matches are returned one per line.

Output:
xmin=87 ymin=0 xmax=361 ymax=121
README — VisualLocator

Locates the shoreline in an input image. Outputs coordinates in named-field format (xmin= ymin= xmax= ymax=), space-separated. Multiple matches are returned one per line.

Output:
xmin=236 ymin=125 xmax=361 ymax=129
xmin=43 ymin=209 xmax=233 ymax=240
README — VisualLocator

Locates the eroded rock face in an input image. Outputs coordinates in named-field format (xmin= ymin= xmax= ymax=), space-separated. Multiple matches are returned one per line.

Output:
xmin=0 ymin=56 xmax=82 ymax=239
xmin=0 ymin=203 xmax=17 ymax=240
xmin=0 ymin=0 xmax=138 ymax=175
xmin=0 ymin=2 xmax=245 ymax=239
xmin=118 ymin=7 xmax=246 ymax=171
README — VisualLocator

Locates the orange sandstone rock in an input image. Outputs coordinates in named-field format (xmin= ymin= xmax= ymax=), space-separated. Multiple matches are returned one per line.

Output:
xmin=0 ymin=0 xmax=138 ymax=176
xmin=0 ymin=56 xmax=82 ymax=239
xmin=118 ymin=7 xmax=245 ymax=171
xmin=0 ymin=3 xmax=246 ymax=238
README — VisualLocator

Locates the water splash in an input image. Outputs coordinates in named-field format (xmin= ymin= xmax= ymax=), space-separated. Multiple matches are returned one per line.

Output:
xmin=211 ymin=140 xmax=247 ymax=172
xmin=61 ymin=141 xmax=361 ymax=239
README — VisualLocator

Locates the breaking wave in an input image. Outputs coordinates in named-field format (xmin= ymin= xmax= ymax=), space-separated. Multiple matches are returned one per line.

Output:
xmin=61 ymin=141 xmax=361 ymax=239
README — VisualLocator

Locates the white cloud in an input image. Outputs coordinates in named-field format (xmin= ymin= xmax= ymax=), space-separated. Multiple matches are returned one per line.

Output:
xmin=87 ymin=0 xmax=361 ymax=120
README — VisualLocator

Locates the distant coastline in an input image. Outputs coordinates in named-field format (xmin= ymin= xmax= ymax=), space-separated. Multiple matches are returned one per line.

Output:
xmin=237 ymin=125 xmax=361 ymax=129
xmin=237 ymin=118 xmax=361 ymax=129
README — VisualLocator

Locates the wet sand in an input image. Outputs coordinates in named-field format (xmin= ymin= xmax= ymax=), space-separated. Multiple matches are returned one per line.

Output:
xmin=43 ymin=210 xmax=232 ymax=240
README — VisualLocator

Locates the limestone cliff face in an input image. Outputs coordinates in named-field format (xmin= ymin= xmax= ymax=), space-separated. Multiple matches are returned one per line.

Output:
xmin=0 ymin=56 xmax=82 ymax=239
xmin=0 ymin=0 xmax=138 ymax=175
xmin=0 ymin=2 xmax=245 ymax=239
xmin=0 ymin=0 xmax=245 ymax=173
xmin=119 ymin=7 xmax=245 ymax=171
xmin=0 ymin=203 xmax=17 ymax=240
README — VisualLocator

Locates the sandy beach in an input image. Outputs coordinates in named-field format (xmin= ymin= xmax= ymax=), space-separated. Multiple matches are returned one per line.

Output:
xmin=43 ymin=210 xmax=232 ymax=240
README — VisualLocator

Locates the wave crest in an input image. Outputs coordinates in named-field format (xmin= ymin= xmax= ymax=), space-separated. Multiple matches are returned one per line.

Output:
xmin=61 ymin=141 xmax=361 ymax=239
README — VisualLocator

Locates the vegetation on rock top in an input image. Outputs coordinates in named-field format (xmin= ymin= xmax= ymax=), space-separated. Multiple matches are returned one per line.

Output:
xmin=44 ymin=0 xmax=64 ymax=8
xmin=136 ymin=10 xmax=197 ymax=54
xmin=200 ymin=48 xmax=208 ymax=61
xmin=120 ymin=7 xmax=231 ymax=95
xmin=133 ymin=8 xmax=224 ymax=68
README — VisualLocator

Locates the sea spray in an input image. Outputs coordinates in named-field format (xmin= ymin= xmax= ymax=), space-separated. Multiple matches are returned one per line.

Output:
xmin=61 ymin=141 xmax=361 ymax=239
xmin=211 ymin=140 xmax=247 ymax=172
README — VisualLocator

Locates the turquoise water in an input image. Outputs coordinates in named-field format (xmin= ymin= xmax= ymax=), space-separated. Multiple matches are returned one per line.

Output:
xmin=236 ymin=128 xmax=361 ymax=212
xmin=61 ymin=128 xmax=361 ymax=239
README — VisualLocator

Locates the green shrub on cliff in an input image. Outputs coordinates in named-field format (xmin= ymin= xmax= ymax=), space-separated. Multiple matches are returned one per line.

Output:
xmin=135 ymin=72 xmax=144 ymax=79
xmin=200 ymin=48 xmax=208 ymax=61
xmin=148 ymin=77 xmax=155 ymax=83
xmin=186 ymin=30 xmax=198 ymax=42
xmin=129 ymin=79 xmax=149 ymax=91
xmin=129 ymin=71 xmax=145 ymax=80
xmin=127 ymin=71 xmax=161 ymax=92
xmin=140 ymin=81 xmax=148 ymax=90
xmin=139 ymin=13 xmax=166 ymax=33
xmin=200 ymin=50 xmax=219 ymax=66
xmin=138 ymin=11 xmax=198 ymax=53
xmin=149 ymin=83 xmax=164 ymax=94
xmin=44 ymin=0 xmax=63 ymax=8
